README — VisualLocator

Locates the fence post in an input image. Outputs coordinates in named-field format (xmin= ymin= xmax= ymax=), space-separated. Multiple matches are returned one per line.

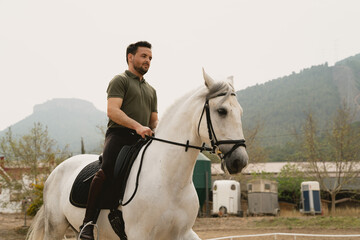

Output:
xmin=205 ymin=171 xmax=210 ymax=217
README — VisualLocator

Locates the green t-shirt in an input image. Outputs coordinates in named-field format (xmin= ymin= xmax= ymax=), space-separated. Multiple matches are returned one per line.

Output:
xmin=107 ymin=70 xmax=157 ymax=129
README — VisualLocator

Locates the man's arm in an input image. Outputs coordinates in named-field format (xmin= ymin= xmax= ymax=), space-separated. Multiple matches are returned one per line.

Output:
xmin=107 ymin=97 xmax=153 ymax=138
xmin=149 ymin=112 xmax=158 ymax=130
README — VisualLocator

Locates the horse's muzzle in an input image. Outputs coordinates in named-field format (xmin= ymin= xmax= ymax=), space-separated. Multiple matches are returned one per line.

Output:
xmin=221 ymin=147 xmax=248 ymax=174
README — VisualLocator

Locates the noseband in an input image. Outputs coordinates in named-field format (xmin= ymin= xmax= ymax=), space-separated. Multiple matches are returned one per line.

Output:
xmin=198 ymin=92 xmax=246 ymax=159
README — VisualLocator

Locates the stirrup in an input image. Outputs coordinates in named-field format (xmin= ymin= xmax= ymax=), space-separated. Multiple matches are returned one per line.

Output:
xmin=78 ymin=221 xmax=99 ymax=240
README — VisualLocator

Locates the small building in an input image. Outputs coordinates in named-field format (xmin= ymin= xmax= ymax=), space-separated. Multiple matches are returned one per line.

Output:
xmin=0 ymin=156 xmax=22 ymax=213
xmin=247 ymin=179 xmax=279 ymax=216
xmin=0 ymin=156 xmax=48 ymax=213
xmin=300 ymin=181 xmax=322 ymax=214
xmin=212 ymin=180 xmax=241 ymax=216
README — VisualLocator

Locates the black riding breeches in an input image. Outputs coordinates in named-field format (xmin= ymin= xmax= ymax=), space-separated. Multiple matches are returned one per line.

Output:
xmin=101 ymin=127 xmax=141 ymax=180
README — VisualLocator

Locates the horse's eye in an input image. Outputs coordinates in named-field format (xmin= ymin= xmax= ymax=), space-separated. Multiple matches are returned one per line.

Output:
xmin=217 ymin=108 xmax=227 ymax=116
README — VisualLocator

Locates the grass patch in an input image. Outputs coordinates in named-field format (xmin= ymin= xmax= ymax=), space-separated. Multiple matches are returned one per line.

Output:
xmin=254 ymin=216 xmax=360 ymax=230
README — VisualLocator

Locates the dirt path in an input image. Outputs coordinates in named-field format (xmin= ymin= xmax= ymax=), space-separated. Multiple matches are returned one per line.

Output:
xmin=0 ymin=213 xmax=29 ymax=240
xmin=193 ymin=217 xmax=360 ymax=239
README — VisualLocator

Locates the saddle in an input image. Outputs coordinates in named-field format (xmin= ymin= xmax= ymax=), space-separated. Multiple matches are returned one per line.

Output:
xmin=69 ymin=138 xmax=150 ymax=209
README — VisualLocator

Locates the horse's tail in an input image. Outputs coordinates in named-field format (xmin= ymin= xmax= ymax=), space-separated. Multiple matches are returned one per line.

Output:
xmin=26 ymin=205 xmax=45 ymax=240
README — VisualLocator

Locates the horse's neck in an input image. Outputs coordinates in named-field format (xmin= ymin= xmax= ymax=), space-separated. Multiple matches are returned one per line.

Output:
xmin=153 ymin=94 xmax=203 ymax=187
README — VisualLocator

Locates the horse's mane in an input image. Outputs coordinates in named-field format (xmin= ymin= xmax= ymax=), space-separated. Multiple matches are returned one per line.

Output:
xmin=157 ymin=89 xmax=199 ymax=129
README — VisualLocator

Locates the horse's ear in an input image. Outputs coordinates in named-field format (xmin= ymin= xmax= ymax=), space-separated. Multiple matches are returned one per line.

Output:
xmin=202 ymin=68 xmax=215 ymax=88
xmin=227 ymin=75 xmax=234 ymax=86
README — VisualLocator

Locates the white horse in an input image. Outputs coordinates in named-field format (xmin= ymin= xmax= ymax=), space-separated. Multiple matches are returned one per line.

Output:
xmin=26 ymin=69 xmax=249 ymax=240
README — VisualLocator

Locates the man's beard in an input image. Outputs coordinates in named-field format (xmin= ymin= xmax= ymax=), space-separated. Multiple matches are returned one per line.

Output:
xmin=134 ymin=64 xmax=148 ymax=75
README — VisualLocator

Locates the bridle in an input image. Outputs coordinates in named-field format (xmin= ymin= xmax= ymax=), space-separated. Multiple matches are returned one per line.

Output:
xmin=197 ymin=92 xmax=246 ymax=159
xmin=147 ymin=92 xmax=246 ymax=160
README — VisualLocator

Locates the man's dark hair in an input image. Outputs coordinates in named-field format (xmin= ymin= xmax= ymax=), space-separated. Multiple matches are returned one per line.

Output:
xmin=126 ymin=41 xmax=152 ymax=64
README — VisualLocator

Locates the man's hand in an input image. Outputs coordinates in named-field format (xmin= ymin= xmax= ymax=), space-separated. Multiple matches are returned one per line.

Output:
xmin=136 ymin=126 xmax=154 ymax=139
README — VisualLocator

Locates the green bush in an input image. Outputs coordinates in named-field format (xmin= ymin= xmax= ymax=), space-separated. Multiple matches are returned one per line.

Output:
xmin=26 ymin=182 xmax=44 ymax=216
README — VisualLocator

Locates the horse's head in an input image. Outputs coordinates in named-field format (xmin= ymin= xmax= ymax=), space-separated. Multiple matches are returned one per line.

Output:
xmin=198 ymin=69 xmax=249 ymax=174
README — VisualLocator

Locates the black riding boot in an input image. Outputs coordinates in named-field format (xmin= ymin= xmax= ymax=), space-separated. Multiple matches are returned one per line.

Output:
xmin=80 ymin=169 xmax=106 ymax=240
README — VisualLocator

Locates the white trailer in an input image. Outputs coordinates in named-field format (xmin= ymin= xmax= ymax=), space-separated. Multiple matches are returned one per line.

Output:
xmin=212 ymin=180 xmax=242 ymax=216
xmin=300 ymin=181 xmax=322 ymax=214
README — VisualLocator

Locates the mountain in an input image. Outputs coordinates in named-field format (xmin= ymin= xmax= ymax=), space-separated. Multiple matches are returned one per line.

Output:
xmin=0 ymin=98 xmax=107 ymax=153
xmin=237 ymin=53 xmax=360 ymax=147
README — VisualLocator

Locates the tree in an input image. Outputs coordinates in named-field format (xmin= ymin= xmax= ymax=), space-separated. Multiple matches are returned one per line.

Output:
xmin=244 ymin=121 xmax=268 ymax=163
xmin=0 ymin=122 xmax=69 ymax=208
xmin=81 ymin=137 xmax=86 ymax=154
xmin=277 ymin=163 xmax=307 ymax=205
xmin=26 ymin=181 xmax=44 ymax=216
xmin=96 ymin=124 xmax=106 ymax=152
xmin=301 ymin=103 xmax=360 ymax=215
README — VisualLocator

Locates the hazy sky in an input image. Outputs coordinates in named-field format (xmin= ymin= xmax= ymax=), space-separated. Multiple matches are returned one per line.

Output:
xmin=1 ymin=0 xmax=360 ymax=131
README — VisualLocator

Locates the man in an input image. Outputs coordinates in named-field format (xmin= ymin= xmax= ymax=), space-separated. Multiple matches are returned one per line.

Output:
xmin=80 ymin=41 xmax=158 ymax=240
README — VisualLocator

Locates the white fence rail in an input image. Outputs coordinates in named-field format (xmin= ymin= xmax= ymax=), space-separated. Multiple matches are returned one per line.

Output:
xmin=207 ymin=233 xmax=360 ymax=240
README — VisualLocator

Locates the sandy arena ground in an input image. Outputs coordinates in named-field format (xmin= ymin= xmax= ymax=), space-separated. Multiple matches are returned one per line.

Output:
xmin=1 ymin=213 xmax=360 ymax=240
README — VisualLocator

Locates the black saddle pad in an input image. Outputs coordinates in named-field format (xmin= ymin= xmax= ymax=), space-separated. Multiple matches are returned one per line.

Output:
xmin=70 ymin=159 xmax=101 ymax=208
xmin=69 ymin=139 xmax=150 ymax=209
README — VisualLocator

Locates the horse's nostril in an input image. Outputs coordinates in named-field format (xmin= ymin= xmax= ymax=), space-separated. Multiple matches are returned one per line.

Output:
xmin=227 ymin=158 xmax=247 ymax=174
xmin=232 ymin=160 xmax=240 ymax=171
